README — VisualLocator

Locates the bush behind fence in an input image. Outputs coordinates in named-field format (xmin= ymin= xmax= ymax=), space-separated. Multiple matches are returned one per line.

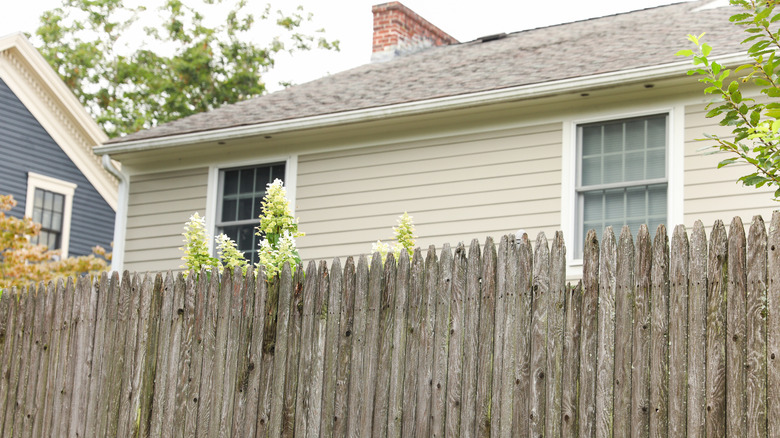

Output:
xmin=0 ymin=214 xmax=779 ymax=437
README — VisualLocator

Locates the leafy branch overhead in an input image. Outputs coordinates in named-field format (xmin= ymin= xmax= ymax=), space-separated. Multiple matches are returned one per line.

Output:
xmin=678 ymin=0 xmax=780 ymax=198
xmin=34 ymin=0 xmax=339 ymax=138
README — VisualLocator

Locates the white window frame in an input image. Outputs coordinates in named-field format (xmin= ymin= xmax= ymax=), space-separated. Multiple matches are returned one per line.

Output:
xmin=561 ymin=105 xmax=684 ymax=273
xmin=205 ymin=154 xmax=298 ymax=255
xmin=25 ymin=172 xmax=77 ymax=257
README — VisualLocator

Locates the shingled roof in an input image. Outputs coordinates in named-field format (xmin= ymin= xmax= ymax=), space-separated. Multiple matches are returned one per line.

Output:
xmin=107 ymin=0 xmax=744 ymax=145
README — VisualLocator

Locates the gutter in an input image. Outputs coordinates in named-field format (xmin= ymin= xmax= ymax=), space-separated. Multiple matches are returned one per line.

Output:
xmin=101 ymin=155 xmax=128 ymax=273
xmin=93 ymin=52 xmax=749 ymax=156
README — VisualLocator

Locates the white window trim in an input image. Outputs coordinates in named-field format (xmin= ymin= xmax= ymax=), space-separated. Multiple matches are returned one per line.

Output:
xmin=25 ymin=172 xmax=77 ymax=258
xmin=561 ymin=105 xmax=684 ymax=275
xmin=205 ymin=154 xmax=298 ymax=254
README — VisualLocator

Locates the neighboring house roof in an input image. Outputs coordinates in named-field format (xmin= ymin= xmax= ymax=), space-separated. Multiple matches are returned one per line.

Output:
xmin=102 ymin=0 xmax=744 ymax=148
xmin=0 ymin=32 xmax=117 ymax=210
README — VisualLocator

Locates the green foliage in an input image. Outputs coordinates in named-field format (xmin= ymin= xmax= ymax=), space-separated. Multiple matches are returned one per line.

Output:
xmin=215 ymin=233 xmax=249 ymax=275
xmin=180 ymin=212 xmax=218 ymax=275
xmin=678 ymin=0 xmax=780 ymax=198
xmin=34 ymin=0 xmax=339 ymax=137
xmin=256 ymin=179 xmax=304 ymax=279
xmin=371 ymin=212 xmax=418 ymax=263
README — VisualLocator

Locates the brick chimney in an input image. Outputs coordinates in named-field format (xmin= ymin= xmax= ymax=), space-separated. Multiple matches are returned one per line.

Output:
xmin=371 ymin=2 xmax=459 ymax=62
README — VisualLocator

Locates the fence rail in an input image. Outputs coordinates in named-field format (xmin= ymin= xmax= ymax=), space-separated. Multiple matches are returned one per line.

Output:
xmin=0 ymin=214 xmax=779 ymax=437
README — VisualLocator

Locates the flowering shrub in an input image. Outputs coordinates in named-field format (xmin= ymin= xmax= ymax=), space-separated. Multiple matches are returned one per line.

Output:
xmin=216 ymin=233 xmax=249 ymax=275
xmin=256 ymin=179 xmax=304 ymax=278
xmin=372 ymin=212 xmax=417 ymax=263
xmin=0 ymin=194 xmax=108 ymax=292
xmin=180 ymin=212 xmax=218 ymax=275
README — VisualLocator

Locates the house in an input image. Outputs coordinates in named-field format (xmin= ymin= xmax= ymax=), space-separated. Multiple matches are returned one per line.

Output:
xmin=94 ymin=0 xmax=777 ymax=275
xmin=0 ymin=33 xmax=116 ymax=257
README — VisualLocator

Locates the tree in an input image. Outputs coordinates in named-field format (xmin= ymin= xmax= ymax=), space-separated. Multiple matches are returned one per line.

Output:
xmin=34 ymin=0 xmax=338 ymax=138
xmin=678 ymin=0 xmax=780 ymax=198
xmin=0 ymin=195 xmax=108 ymax=293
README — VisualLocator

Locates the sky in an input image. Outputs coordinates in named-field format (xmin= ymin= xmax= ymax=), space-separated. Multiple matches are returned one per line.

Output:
xmin=1 ymin=0 xmax=696 ymax=92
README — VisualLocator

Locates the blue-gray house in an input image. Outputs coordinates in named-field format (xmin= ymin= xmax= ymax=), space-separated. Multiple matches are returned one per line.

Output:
xmin=0 ymin=33 xmax=116 ymax=257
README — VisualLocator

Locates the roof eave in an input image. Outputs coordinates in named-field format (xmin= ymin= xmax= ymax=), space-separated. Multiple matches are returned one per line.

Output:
xmin=94 ymin=52 xmax=748 ymax=156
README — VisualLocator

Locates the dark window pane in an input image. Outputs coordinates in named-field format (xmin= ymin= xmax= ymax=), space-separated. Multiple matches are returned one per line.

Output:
xmin=44 ymin=191 xmax=53 ymax=210
xmin=237 ymin=225 xmax=255 ymax=251
xmin=222 ymin=199 xmax=237 ymax=222
xmin=34 ymin=189 xmax=44 ymax=208
xmin=255 ymin=167 xmax=271 ymax=191
xmin=239 ymin=169 xmax=255 ymax=194
xmin=224 ymin=170 xmax=239 ymax=195
xmin=51 ymin=213 xmax=63 ymax=232
xmin=254 ymin=196 xmax=264 ymax=218
xmin=271 ymin=164 xmax=285 ymax=181
xmin=53 ymin=193 xmax=64 ymax=213
xmin=238 ymin=197 xmax=253 ymax=220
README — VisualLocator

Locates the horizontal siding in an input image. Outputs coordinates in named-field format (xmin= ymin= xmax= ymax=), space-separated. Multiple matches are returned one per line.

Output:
xmin=296 ymin=124 xmax=563 ymax=261
xmin=683 ymin=104 xmax=776 ymax=228
xmin=123 ymin=168 xmax=208 ymax=272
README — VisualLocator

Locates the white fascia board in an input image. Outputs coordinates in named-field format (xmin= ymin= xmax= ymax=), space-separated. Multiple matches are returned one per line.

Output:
xmin=94 ymin=52 xmax=749 ymax=156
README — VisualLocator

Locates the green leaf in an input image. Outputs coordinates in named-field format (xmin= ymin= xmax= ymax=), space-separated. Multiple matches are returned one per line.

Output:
xmin=728 ymin=80 xmax=740 ymax=94
xmin=718 ymin=157 xmax=739 ymax=168
xmin=676 ymin=49 xmax=694 ymax=57
xmin=701 ymin=43 xmax=712 ymax=56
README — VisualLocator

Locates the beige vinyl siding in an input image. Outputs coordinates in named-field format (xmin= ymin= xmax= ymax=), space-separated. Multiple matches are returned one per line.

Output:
xmin=295 ymin=124 xmax=563 ymax=261
xmin=683 ymin=104 xmax=777 ymax=232
xmin=125 ymin=167 xmax=208 ymax=272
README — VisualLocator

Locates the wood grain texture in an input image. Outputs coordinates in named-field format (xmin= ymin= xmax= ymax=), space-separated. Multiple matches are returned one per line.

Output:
xmin=596 ymin=227 xmax=617 ymax=438
xmin=294 ymin=261 xmax=318 ymax=437
xmin=459 ymin=240 xmax=481 ymax=438
xmin=561 ymin=281 xmax=581 ymax=438
xmin=431 ymin=245 xmax=452 ymax=438
xmin=373 ymin=253 xmax=398 ymax=438
xmin=491 ymin=236 xmax=509 ymax=438
xmin=513 ymin=234 xmax=534 ymax=437
xmin=347 ymin=256 xmax=370 ymax=438
xmin=499 ymin=239 xmax=519 ymax=438
xmin=529 ymin=233 xmax=550 ymax=438
xmin=767 ymin=212 xmax=780 ymax=434
xmin=387 ymin=251 xmax=410 ymax=438
xmin=746 ymin=216 xmax=767 ymax=438
xmin=669 ymin=225 xmax=689 ymax=438
xmin=332 ymin=258 xmax=355 ymax=438
xmin=545 ymin=231 xmax=566 ymax=438
xmin=306 ymin=261 xmax=329 ymax=438
xmin=268 ymin=263 xmax=294 ymax=438
xmin=688 ymin=222 xmax=708 ymax=438
xmin=359 ymin=254 xmax=384 ymax=437
xmin=281 ymin=266 xmax=304 ymax=438
xmin=402 ymin=249 xmax=425 ymax=437
xmin=578 ymin=229 xmax=599 ymax=438
xmin=475 ymin=238 xmax=496 ymax=438
xmin=632 ymin=225 xmax=652 ymax=438
xmin=706 ymin=221 xmax=728 ymax=438
xmin=650 ymin=226 xmax=670 ymax=438
xmin=319 ymin=259 xmax=341 ymax=437
xmin=726 ymin=218 xmax=747 ymax=438
xmin=614 ymin=226 xmax=634 ymax=438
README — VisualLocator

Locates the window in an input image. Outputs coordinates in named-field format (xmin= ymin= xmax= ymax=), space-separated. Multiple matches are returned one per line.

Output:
xmin=576 ymin=114 xmax=667 ymax=257
xmin=216 ymin=162 xmax=285 ymax=264
xmin=25 ymin=172 xmax=77 ymax=257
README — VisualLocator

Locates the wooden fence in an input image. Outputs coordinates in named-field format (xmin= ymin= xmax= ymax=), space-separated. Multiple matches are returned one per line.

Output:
xmin=0 ymin=214 xmax=779 ymax=437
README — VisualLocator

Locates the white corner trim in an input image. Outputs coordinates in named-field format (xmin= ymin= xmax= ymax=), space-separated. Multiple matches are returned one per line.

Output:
xmin=669 ymin=105 xmax=686 ymax=228
xmin=94 ymin=52 xmax=751 ymax=156
xmin=101 ymin=155 xmax=128 ymax=273
xmin=25 ymin=172 xmax=77 ymax=258
xmin=205 ymin=154 xmax=298 ymax=255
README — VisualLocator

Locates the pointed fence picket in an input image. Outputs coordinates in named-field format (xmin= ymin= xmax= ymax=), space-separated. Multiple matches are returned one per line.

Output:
xmin=0 ymin=213 xmax=779 ymax=437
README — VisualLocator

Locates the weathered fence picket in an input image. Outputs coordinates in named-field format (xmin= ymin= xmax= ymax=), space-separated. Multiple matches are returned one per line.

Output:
xmin=1 ymin=214 xmax=779 ymax=437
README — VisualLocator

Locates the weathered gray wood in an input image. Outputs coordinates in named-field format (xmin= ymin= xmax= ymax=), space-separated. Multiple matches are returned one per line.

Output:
xmin=372 ymin=254 xmax=398 ymax=438
xmin=160 ymin=273 xmax=186 ymax=437
xmin=116 ymin=273 xmax=142 ymax=438
xmin=50 ymin=278 xmax=77 ymax=438
xmin=84 ymin=273 xmax=111 ymax=437
xmin=94 ymin=273 xmax=121 ymax=437
xmin=513 ymin=233 xmax=534 ymax=437
xmin=239 ymin=268 xmax=267 ymax=438
xmin=347 ymin=255 xmax=370 ymax=438
xmin=40 ymin=279 xmax=69 ymax=437
xmin=216 ymin=269 xmax=244 ymax=438
xmin=282 ymin=266 xmax=304 ymax=438
xmin=669 ymin=225 xmax=689 ymax=438
xmin=195 ymin=269 xmax=221 ymax=436
xmin=460 ymin=239 xmax=482 ymax=438
xmin=402 ymin=249 xmax=425 ymax=437
xmin=746 ymin=216 xmax=767 ymax=438
xmin=529 ymin=232 xmax=550 ymax=438
xmin=131 ymin=274 xmax=156 ymax=438
xmin=475 ymin=238 xmax=496 ymax=438
xmin=706 ymin=221 xmax=728 ymax=438
xmin=561 ymin=281 xmax=582 ymax=438
xmin=491 ymin=236 xmax=509 ymax=438
xmin=21 ymin=282 xmax=46 ymax=438
xmin=2 ymin=288 xmax=26 ymax=437
xmin=103 ymin=272 xmax=130 ymax=438
xmin=70 ymin=275 xmax=100 ymax=438
xmin=11 ymin=286 xmax=36 ymax=438
xmin=149 ymin=273 xmax=177 ymax=438
xmin=30 ymin=280 xmax=57 ymax=438
xmin=631 ymin=225 xmax=652 ymax=438
xmin=256 ymin=266 xmax=282 ymax=437
xmin=413 ymin=246 xmax=439 ymax=438
xmin=688 ymin=221 xmax=708 ymax=438
xmin=578 ymin=229 xmax=599 ymax=438
xmin=294 ymin=261 xmax=319 ymax=437
xmin=613 ymin=226 xmax=634 ymax=438
xmin=499 ymin=239 xmax=519 ymax=438
xmin=138 ymin=274 xmax=164 ymax=438
xmin=387 ymin=250 xmax=410 ymax=438
xmin=545 ymin=231 xmax=566 ymax=438
xmin=0 ymin=285 xmax=19 ymax=433
xmin=767 ymin=211 xmax=780 ymax=434
xmin=295 ymin=260 xmax=319 ymax=436
xmin=430 ymin=245 xmax=452 ymax=438
xmin=445 ymin=243 xmax=468 ymax=438
xmin=332 ymin=258 xmax=355 ymax=437
xmin=359 ymin=254 xmax=385 ymax=437
xmin=595 ymin=227 xmax=617 ymax=438
xmin=727 ymin=217 xmax=747 ymax=438
xmin=306 ymin=261 xmax=329 ymax=438
xmin=650 ymin=225 xmax=670 ymax=438
xmin=319 ymin=259 xmax=342 ymax=437
xmin=173 ymin=272 xmax=197 ymax=437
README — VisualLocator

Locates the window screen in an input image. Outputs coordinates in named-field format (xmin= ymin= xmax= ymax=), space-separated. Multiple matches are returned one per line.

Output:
xmin=217 ymin=163 xmax=285 ymax=264
xmin=576 ymin=114 xmax=667 ymax=257
xmin=31 ymin=188 xmax=65 ymax=250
